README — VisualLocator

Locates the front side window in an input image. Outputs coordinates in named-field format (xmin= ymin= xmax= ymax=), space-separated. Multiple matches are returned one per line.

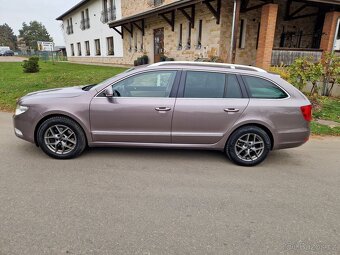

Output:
xmin=184 ymin=71 xmax=225 ymax=98
xmin=111 ymin=71 xmax=177 ymax=98
xmin=242 ymin=76 xmax=288 ymax=99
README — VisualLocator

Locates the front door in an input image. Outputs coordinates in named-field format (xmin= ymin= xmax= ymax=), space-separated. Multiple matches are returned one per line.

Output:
xmin=90 ymin=70 xmax=179 ymax=144
xmin=172 ymin=71 xmax=249 ymax=144
xmin=154 ymin=28 xmax=164 ymax=63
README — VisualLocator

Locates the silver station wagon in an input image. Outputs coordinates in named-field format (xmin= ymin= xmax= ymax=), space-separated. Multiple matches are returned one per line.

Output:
xmin=13 ymin=62 xmax=312 ymax=166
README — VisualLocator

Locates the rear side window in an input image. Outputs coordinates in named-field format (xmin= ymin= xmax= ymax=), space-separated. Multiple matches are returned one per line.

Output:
xmin=242 ymin=76 xmax=288 ymax=99
xmin=184 ymin=71 xmax=225 ymax=98
xmin=226 ymin=75 xmax=243 ymax=98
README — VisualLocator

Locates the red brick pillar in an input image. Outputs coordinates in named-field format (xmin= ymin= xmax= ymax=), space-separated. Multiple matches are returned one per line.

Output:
xmin=255 ymin=4 xmax=278 ymax=70
xmin=320 ymin=11 xmax=340 ymax=53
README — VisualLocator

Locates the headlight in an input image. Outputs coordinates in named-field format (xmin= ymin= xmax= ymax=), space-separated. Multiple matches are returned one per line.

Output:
xmin=15 ymin=105 xmax=29 ymax=116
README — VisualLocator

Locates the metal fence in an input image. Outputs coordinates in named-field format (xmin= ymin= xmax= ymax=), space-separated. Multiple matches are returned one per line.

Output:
xmin=271 ymin=48 xmax=323 ymax=66
xmin=17 ymin=51 xmax=67 ymax=62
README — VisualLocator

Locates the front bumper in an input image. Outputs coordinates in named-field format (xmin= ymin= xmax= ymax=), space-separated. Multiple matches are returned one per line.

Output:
xmin=13 ymin=110 xmax=41 ymax=144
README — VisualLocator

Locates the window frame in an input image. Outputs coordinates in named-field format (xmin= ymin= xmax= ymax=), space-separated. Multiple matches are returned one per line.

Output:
xmin=240 ymin=74 xmax=290 ymax=100
xmin=177 ymin=70 xmax=246 ymax=99
xmin=96 ymin=69 xmax=182 ymax=98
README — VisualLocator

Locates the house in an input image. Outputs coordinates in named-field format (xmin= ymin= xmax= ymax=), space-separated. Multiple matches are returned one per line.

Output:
xmin=58 ymin=0 xmax=340 ymax=69
xmin=56 ymin=0 xmax=124 ymax=63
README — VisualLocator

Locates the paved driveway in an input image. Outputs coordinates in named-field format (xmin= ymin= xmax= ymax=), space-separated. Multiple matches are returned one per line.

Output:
xmin=0 ymin=112 xmax=339 ymax=255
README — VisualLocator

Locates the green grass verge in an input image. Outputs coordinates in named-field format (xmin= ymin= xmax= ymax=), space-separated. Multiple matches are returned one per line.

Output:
xmin=310 ymin=122 xmax=340 ymax=136
xmin=312 ymin=97 xmax=340 ymax=123
xmin=0 ymin=61 xmax=127 ymax=111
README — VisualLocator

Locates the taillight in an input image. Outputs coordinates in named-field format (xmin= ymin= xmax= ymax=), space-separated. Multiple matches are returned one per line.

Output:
xmin=300 ymin=105 xmax=312 ymax=122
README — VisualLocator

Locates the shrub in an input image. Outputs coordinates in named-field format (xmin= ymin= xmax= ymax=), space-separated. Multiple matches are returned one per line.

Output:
xmin=321 ymin=52 xmax=340 ymax=96
xmin=288 ymin=57 xmax=323 ymax=92
xmin=22 ymin=56 xmax=40 ymax=73
xmin=269 ymin=65 xmax=290 ymax=81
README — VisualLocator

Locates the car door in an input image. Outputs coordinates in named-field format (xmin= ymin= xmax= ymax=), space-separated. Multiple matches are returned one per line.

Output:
xmin=171 ymin=70 xmax=249 ymax=144
xmin=90 ymin=70 xmax=180 ymax=143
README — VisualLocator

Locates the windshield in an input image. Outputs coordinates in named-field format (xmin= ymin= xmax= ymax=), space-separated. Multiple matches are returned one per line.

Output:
xmin=89 ymin=67 xmax=136 ymax=91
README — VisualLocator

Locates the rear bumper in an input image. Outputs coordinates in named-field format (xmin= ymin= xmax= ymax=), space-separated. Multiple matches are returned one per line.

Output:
xmin=273 ymin=127 xmax=310 ymax=150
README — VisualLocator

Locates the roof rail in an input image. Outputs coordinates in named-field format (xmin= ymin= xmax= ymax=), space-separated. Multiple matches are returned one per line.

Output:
xmin=148 ymin=61 xmax=267 ymax=73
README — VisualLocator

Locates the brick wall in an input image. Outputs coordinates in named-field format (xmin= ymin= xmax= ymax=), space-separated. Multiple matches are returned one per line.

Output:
xmin=320 ymin=11 xmax=340 ymax=52
xmin=255 ymin=4 xmax=278 ymax=69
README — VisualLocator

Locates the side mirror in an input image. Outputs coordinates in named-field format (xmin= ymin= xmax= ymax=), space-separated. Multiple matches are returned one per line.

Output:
xmin=104 ymin=86 xmax=113 ymax=97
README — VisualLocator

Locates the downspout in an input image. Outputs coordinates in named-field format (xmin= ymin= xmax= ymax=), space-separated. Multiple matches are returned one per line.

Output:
xmin=230 ymin=0 xmax=237 ymax=63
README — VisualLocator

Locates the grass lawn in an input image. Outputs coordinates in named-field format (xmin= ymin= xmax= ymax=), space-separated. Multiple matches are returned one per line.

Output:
xmin=311 ymin=97 xmax=340 ymax=136
xmin=0 ymin=61 xmax=127 ymax=111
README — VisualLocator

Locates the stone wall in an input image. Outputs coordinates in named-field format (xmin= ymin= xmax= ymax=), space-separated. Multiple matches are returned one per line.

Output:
xmin=121 ymin=0 xmax=179 ymax=17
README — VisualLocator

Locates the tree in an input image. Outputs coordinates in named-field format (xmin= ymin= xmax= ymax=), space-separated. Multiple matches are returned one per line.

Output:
xmin=19 ymin=21 xmax=53 ymax=50
xmin=0 ymin=23 xmax=17 ymax=50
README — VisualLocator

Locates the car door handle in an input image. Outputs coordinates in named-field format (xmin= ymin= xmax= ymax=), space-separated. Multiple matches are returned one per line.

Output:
xmin=155 ymin=107 xmax=171 ymax=112
xmin=224 ymin=108 xmax=240 ymax=113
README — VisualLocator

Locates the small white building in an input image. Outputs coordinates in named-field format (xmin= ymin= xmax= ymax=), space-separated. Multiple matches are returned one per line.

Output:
xmin=56 ymin=0 xmax=123 ymax=63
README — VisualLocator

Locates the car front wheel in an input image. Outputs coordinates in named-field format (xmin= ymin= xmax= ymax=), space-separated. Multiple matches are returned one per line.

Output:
xmin=37 ymin=116 xmax=86 ymax=159
xmin=226 ymin=126 xmax=271 ymax=166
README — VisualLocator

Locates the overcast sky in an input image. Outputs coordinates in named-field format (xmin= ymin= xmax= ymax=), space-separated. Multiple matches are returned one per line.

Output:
xmin=0 ymin=0 xmax=81 ymax=46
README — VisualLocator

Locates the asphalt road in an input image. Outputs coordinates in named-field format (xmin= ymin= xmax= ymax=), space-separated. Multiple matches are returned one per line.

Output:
xmin=0 ymin=112 xmax=339 ymax=255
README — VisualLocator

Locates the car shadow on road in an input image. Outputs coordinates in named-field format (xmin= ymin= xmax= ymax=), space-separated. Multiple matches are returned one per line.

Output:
xmin=15 ymin=142 xmax=300 ymax=167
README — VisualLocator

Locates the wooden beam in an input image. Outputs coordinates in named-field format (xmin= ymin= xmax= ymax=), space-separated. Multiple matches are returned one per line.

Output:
xmin=204 ymin=0 xmax=221 ymax=24
xmin=179 ymin=5 xmax=195 ymax=28
xmin=159 ymin=10 xmax=175 ymax=31
xmin=286 ymin=12 xmax=319 ymax=20
xmin=132 ymin=20 xmax=145 ymax=36
xmin=241 ymin=2 xmax=267 ymax=12
xmin=122 ymin=23 xmax=133 ymax=36
xmin=112 ymin=27 xmax=123 ymax=38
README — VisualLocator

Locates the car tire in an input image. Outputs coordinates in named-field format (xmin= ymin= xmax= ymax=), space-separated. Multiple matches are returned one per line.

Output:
xmin=226 ymin=126 xmax=271 ymax=167
xmin=37 ymin=116 xmax=86 ymax=159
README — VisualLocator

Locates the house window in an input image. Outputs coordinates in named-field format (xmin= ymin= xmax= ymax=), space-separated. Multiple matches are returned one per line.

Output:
xmin=77 ymin=42 xmax=81 ymax=56
xmin=128 ymin=34 xmax=132 ymax=52
xmin=85 ymin=9 xmax=90 ymax=29
xmin=66 ymin=18 xmax=74 ymax=35
xmin=70 ymin=18 xmax=74 ymax=33
xmin=196 ymin=20 xmax=203 ymax=49
xmin=70 ymin=44 xmax=75 ymax=56
xmin=149 ymin=0 xmax=163 ymax=7
xmin=239 ymin=19 xmax=246 ymax=49
xmin=80 ymin=9 xmax=90 ymax=30
xmin=256 ymin=22 xmax=260 ymax=49
xmin=186 ymin=22 xmax=191 ymax=50
xmin=85 ymin=41 xmax=90 ymax=56
xmin=102 ymin=0 xmax=116 ymax=23
xmin=95 ymin=39 xmax=101 ymax=55
xmin=178 ymin=24 xmax=183 ymax=50
xmin=134 ymin=31 xmax=138 ymax=52
xmin=107 ymin=37 xmax=114 ymax=55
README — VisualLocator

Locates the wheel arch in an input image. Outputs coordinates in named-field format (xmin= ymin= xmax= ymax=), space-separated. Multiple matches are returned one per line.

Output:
xmin=34 ymin=113 xmax=90 ymax=147
xmin=226 ymin=122 xmax=275 ymax=150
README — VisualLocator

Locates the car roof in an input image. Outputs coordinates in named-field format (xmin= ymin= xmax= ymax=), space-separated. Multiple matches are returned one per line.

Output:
xmin=127 ymin=61 xmax=278 ymax=80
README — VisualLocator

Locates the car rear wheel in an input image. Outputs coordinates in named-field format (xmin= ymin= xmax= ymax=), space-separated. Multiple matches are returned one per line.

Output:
xmin=226 ymin=126 xmax=271 ymax=166
xmin=37 ymin=116 xmax=86 ymax=159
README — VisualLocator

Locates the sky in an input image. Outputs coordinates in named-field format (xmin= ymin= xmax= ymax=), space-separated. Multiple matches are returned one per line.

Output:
xmin=0 ymin=0 xmax=81 ymax=46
